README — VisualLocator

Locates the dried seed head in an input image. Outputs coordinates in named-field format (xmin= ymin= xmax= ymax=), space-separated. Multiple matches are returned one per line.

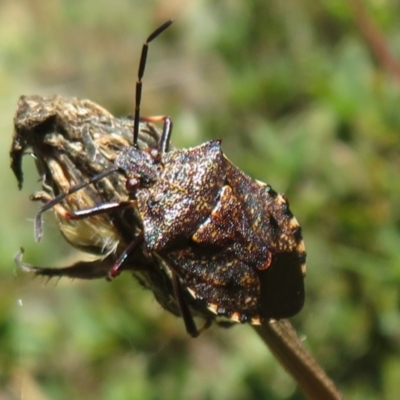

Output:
xmin=11 ymin=95 xmax=157 ymax=254
xmin=11 ymin=95 xmax=215 ymax=321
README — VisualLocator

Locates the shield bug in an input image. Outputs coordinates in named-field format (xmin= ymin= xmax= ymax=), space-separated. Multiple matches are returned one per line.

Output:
xmin=14 ymin=20 xmax=306 ymax=337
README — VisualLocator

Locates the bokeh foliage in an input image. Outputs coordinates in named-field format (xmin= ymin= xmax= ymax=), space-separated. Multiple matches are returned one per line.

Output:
xmin=1 ymin=0 xmax=400 ymax=399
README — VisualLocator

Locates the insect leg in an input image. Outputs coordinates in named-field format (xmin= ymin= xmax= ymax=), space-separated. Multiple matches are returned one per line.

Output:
xmin=31 ymin=191 xmax=134 ymax=241
xmin=61 ymin=201 xmax=133 ymax=220
xmin=107 ymin=231 xmax=144 ymax=280
xmin=172 ymin=272 xmax=200 ymax=337
xmin=140 ymin=115 xmax=173 ymax=153
xmin=33 ymin=167 xmax=118 ymax=241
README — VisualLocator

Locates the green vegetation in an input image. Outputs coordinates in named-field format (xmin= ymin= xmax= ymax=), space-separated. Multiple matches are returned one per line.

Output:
xmin=1 ymin=0 xmax=400 ymax=399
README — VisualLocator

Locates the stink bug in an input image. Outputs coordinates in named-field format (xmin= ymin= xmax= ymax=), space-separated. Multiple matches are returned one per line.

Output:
xmin=14 ymin=20 xmax=306 ymax=337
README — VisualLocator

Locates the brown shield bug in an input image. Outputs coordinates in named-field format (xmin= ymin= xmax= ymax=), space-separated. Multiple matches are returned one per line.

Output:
xmin=17 ymin=20 xmax=306 ymax=337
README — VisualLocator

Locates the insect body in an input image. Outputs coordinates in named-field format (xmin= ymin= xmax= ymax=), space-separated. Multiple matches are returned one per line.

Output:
xmin=120 ymin=139 xmax=306 ymax=327
xmin=23 ymin=20 xmax=306 ymax=336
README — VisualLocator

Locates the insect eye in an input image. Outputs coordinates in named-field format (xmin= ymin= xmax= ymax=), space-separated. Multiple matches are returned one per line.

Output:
xmin=149 ymin=147 xmax=160 ymax=161
xmin=126 ymin=177 xmax=140 ymax=192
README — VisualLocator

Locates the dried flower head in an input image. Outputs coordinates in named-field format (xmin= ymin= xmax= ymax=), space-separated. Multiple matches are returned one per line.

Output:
xmin=11 ymin=95 xmax=215 ymax=322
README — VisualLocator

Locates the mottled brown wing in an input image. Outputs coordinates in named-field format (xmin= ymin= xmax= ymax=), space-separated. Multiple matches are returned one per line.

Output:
xmin=162 ymin=156 xmax=306 ymax=323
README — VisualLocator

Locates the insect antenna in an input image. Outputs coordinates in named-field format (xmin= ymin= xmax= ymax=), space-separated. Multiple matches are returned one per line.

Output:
xmin=133 ymin=19 xmax=174 ymax=147
xmin=34 ymin=20 xmax=174 ymax=242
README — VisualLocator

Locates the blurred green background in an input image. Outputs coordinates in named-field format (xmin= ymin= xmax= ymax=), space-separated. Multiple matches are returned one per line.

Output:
xmin=1 ymin=0 xmax=400 ymax=399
